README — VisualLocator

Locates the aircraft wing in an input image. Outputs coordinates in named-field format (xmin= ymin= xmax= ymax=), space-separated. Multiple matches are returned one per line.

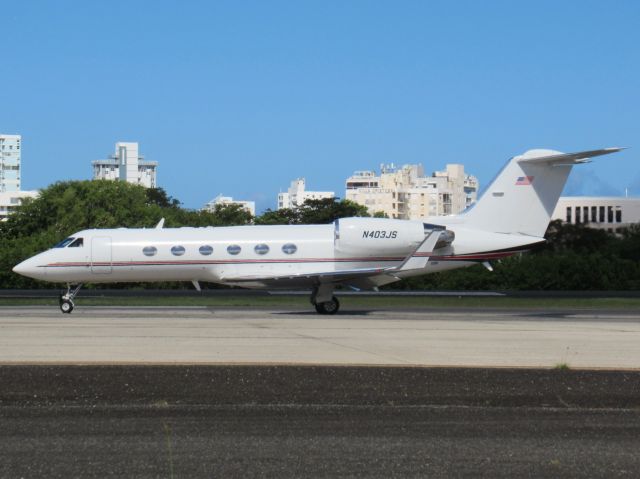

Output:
xmin=518 ymin=147 xmax=625 ymax=165
xmin=226 ymin=230 xmax=443 ymax=289
xmin=225 ymin=266 xmax=393 ymax=290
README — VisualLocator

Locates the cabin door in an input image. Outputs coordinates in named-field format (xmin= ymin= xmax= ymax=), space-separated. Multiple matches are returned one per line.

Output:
xmin=91 ymin=236 xmax=112 ymax=274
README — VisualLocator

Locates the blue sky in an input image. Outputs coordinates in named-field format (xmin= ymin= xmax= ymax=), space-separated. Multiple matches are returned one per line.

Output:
xmin=2 ymin=0 xmax=639 ymax=212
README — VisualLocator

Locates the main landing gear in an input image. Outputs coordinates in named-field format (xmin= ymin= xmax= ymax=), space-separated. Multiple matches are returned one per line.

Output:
xmin=314 ymin=296 xmax=340 ymax=315
xmin=59 ymin=283 xmax=83 ymax=314
xmin=310 ymin=285 xmax=340 ymax=315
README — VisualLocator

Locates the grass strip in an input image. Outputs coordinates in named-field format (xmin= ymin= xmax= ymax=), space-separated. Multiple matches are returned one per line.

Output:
xmin=1 ymin=295 xmax=640 ymax=309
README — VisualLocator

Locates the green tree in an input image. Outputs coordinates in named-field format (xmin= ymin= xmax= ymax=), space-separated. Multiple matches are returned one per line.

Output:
xmin=297 ymin=198 xmax=369 ymax=224
xmin=1 ymin=180 xmax=159 ymax=240
xmin=616 ymin=223 xmax=640 ymax=263
xmin=255 ymin=198 xmax=369 ymax=225
xmin=255 ymin=208 xmax=300 ymax=225
xmin=145 ymin=188 xmax=181 ymax=208
xmin=205 ymin=203 xmax=254 ymax=226
xmin=542 ymin=220 xmax=615 ymax=254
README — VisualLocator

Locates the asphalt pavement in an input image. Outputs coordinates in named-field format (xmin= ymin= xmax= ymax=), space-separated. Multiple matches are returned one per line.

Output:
xmin=2 ymin=403 xmax=639 ymax=478
xmin=0 ymin=365 xmax=639 ymax=478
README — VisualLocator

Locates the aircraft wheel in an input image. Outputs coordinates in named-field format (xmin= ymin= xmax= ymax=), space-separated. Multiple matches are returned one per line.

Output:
xmin=314 ymin=296 xmax=340 ymax=315
xmin=60 ymin=299 xmax=74 ymax=314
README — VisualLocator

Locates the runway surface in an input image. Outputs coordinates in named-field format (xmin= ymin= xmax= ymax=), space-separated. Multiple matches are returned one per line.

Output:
xmin=2 ymin=305 xmax=639 ymax=477
xmin=0 ymin=305 xmax=639 ymax=368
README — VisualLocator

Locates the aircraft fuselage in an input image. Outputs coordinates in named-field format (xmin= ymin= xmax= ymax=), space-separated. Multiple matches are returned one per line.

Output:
xmin=14 ymin=218 xmax=540 ymax=289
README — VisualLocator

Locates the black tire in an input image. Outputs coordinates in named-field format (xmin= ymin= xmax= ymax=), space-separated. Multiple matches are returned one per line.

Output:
xmin=314 ymin=296 xmax=340 ymax=315
xmin=60 ymin=299 xmax=74 ymax=314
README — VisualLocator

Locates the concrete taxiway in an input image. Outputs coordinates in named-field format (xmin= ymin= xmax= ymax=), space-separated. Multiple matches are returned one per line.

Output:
xmin=0 ymin=306 xmax=639 ymax=368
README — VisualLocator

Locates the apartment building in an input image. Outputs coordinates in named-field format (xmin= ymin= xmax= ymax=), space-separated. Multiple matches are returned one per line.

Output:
xmin=277 ymin=178 xmax=334 ymax=210
xmin=345 ymin=163 xmax=478 ymax=219
xmin=92 ymin=142 xmax=158 ymax=188
xmin=0 ymin=134 xmax=22 ymax=192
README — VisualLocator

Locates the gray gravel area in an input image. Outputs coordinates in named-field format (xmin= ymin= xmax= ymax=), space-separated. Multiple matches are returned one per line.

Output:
xmin=1 ymin=365 xmax=639 ymax=478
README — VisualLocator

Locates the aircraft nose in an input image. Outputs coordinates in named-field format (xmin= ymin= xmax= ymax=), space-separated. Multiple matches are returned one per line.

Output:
xmin=12 ymin=260 xmax=28 ymax=275
xmin=13 ymin=257 xmax=45 ymax=280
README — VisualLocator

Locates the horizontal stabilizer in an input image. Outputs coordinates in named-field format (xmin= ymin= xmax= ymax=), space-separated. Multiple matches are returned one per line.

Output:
xmin=518 ymin=147 xmax=625 ymax=165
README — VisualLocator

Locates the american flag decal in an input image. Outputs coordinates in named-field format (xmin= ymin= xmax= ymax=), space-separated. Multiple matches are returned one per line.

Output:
xmin=515 ymin=176 xmax=534 ymax=185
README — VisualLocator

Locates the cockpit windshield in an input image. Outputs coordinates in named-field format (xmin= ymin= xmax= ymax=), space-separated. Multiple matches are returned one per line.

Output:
xmin=68 ymin=238 xmax=84 ymax=248
xmin=53 ymin=237 xmax=75 ymax=248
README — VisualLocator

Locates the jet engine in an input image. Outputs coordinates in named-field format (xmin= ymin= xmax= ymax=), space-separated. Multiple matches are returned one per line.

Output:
xmin=334 ymin=217 xmax=427 ymax=257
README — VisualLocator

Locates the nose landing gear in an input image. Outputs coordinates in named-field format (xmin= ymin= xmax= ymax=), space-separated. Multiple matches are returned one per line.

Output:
xmin=59 ymin=283 xmax=83 ymax=314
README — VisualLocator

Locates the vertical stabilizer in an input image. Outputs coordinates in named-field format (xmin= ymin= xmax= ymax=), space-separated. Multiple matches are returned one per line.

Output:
xmin=461 ymin=148 xmax=623 ymax=237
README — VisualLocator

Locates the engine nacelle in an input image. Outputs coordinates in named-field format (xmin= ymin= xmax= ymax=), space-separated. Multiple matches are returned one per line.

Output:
xmin=334 ymin=217 xmax=426 ymax=257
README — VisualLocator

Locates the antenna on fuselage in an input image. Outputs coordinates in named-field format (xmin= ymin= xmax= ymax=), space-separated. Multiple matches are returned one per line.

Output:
xmin=155 ymin=218 xmax=165 ymax=229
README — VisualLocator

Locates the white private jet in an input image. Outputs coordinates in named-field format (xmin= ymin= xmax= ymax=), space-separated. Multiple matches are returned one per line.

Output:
xmin=13 ymin=147 xmax=623 ymax=314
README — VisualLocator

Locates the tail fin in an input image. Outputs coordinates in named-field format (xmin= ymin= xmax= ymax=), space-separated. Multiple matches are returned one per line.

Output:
xmin=461 ymin=148 xmax=624 ymax=237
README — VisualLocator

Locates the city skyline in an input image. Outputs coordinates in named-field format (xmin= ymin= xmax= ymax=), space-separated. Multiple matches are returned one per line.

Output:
xmin=2 ymin=1 xmax=639 ymax=213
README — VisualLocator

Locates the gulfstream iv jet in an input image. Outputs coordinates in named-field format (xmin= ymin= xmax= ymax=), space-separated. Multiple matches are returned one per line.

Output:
xmin=13 ymin=148 xmax=623 ymax=314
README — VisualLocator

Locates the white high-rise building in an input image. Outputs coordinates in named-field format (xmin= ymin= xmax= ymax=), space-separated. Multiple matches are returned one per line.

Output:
xmin=345 ymin=163 xmax=478 ymax=220
xmin=0 ymin=133 xmax=39 ymax=220
xmin=0 ymin=190 xmax=39 ymax=221
xmin=277 ymin=178 xmax=335 ymax=210
xmin=203 ymin=194 xmax=256 ymax=216
xmin=0 ymin=134 xmax=22 ymax=192
xmin=92 ymin=142 xmax=158 ymax=188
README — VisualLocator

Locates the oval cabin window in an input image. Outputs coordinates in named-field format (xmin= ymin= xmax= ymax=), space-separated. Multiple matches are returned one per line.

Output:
xmin=254 ymin=244 xmax=269 ymax=255
xmin=171 ymin=245 xmax=186 ymax=256
xmin=199 ymin=245 xmax=213 ymax=256
xmin=143 ymin=246 xmax=157 ymax=257
xmin=227 ymin=245 xmax=241 ymax=255
xmin=282 ymin=243 xmax=297 ymax=255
